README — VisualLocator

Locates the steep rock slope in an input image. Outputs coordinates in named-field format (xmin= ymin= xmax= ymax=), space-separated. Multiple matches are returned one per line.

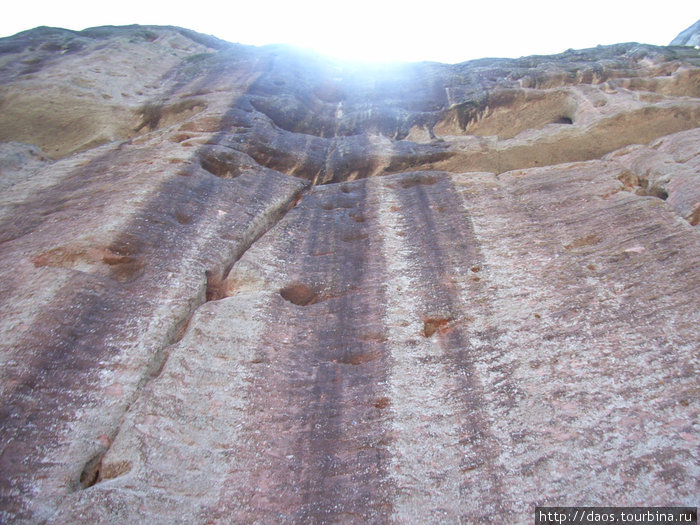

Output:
xmin=0 ymin=24 xmax=698 ymax=523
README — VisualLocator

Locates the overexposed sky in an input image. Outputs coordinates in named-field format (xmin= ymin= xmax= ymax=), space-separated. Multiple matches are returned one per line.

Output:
xmin=0 ymin=1 xmax=698 ymax=63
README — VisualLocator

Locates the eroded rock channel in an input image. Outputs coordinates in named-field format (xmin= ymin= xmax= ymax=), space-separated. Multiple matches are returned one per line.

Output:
xmin=0 ymin=23 xmax=698 ymax=523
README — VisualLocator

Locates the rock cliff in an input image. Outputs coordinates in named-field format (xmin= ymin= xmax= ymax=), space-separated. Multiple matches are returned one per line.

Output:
xmin=0 ymin=22 xmax=698 ymax=523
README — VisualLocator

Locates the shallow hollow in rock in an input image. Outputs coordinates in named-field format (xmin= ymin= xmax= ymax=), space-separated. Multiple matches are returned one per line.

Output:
xmin=423 ymin=316 xmax=452 ymax=337
xmin=279 ymin=282 xmax=320 ymax=306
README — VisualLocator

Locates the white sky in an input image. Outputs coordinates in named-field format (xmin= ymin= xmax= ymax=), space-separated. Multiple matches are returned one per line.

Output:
xmin=0 ymin=1 xmax=698 ymax=63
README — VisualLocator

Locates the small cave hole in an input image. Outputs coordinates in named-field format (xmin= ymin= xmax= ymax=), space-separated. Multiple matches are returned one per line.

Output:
xmin=423 ymin=317 xmax=451 ymax=338
xmin=200 ymin=157 xmax=240 ymax=179
xmin=206 ymin=271 xmax=227 ymax=302
xmin=552 ymin=116 xmax=573 ymax=124
xmin=372 ymin=397 xmax=391 ymax=409
xmin=289 ymin=191 xmax=305 ymax=209
xmin=198 ymin=148 xmax=243 ymax=179
xmin=630 ymin=177 xmax=668 ymax=201
xmin=79 ymin=452 xmax=105 ymax=489
xmin=280 ymin=283 xmax=319 ymax=306
xmin=175 ymin=209 xmax=194 ymax=225
xmin=689 ymin=205 xmax=700 ymax=227
xmin=172 ymin=133 xmax=194 ymax=143
xmin=108 ymin=237 xmax=141 ymax=257
xmin=103 ymin=252 xmax=145 ymax=282
xmin=646 ymin=186 xmax=669 ymax=200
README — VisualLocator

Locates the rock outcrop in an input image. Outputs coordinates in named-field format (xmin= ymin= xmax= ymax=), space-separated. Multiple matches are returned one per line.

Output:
xmin=0 ymin=23 xmax=698 ymax=523
xmin=671 ymin=19 xmax=700 ymax=47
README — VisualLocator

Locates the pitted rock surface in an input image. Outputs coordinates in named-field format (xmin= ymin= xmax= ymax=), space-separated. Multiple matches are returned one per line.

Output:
xmin=0 ymin=23 xmax=698 ymax=524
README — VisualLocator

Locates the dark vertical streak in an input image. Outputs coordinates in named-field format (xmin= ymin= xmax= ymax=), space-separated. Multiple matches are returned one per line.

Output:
xmin=217 ymin=179 xmax=393 ymax=523
xmin=391 ymin=174 xmax=506 ymax=518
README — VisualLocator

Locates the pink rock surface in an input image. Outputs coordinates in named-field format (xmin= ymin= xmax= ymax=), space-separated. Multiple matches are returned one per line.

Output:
xmin=0 ymin=24 xmax=698 ymax=524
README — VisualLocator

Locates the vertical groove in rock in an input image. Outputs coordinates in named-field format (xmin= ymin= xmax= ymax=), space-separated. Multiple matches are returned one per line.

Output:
xmin=212 ymin=178 xmax=394 ymax=522
xmin=73 ymin=173 xmax=310 ymax=493
xmin=0 ymin=139 xmax=307 ymax=520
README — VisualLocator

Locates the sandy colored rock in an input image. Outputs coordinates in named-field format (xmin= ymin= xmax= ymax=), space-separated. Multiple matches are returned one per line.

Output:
xmin=0 ymin=23 xmax=698 ymax=524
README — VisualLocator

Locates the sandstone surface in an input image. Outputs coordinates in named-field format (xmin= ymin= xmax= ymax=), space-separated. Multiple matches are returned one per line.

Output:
xmin=0 ymin=23 xmax=698 ymax=524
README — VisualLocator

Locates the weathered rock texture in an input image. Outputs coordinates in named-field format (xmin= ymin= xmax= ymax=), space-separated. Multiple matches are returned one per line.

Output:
xmin=0 ymin=23 xmax=699 ymax=524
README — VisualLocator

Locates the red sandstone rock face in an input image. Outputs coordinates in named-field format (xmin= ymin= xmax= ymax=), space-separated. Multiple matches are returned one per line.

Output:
xmin=0 ymin=24 xmax=698 ymax=524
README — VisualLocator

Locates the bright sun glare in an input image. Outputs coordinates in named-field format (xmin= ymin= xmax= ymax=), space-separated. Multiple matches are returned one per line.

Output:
xmin=1 ymin=1 xmax=698 ymax=63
